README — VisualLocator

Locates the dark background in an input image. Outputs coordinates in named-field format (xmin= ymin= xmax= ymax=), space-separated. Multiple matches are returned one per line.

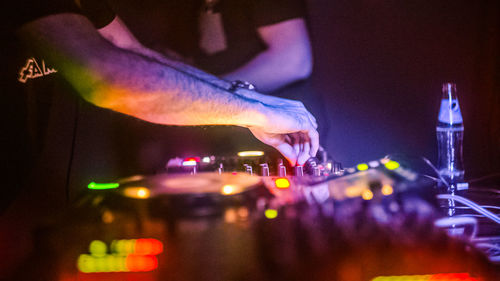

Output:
xmin=305 ymin=0 xmax=500 ymax=177
xmin=68 ymin=0 xmax=499 ymax=191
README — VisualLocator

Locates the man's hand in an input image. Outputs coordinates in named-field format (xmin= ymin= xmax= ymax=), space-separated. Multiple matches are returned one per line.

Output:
xmin=248 ymin=100 xmax=319 ymax=166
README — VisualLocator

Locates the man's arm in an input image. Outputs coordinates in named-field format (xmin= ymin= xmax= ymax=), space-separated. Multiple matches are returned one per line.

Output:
xmin=97 ymin=16 xmax=231 ymax=89
xmin=222 ymin=18 xmax=313 ymax=93
xmin=17 ymin=13 xmax=318 ymax=165
xmin=96 ymin=16 xmax=318 ymax=124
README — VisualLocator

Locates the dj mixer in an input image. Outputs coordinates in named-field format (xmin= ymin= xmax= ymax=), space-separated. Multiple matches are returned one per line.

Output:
xmin=3 ymin=151 xmax=499 ymax=281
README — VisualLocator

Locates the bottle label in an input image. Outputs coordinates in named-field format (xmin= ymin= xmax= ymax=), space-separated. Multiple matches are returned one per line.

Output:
xmin=438 ymin=99 xmax=463 ymax=124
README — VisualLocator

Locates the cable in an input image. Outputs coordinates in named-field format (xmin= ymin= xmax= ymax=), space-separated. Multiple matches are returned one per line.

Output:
xmin=436 ymin=194 xmax=500 ymax=224
xmin=434 ymin=216 xmax=478 ymax=238
xmin=472 ymin=236 xmax=500 ymax=242
xmin=383 ymin=154 xmax=451 ymax=190
xmin=455 ymin=205 xmax=500 ymax=210
xmin=475 ymin=243 xmax=500 ymax=252
xmin=420 ymin=156 xmax=451 ymax=190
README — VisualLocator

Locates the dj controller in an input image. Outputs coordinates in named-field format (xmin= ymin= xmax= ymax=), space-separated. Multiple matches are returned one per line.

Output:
xmin=3 ymin=150 xmax=499 ymax=281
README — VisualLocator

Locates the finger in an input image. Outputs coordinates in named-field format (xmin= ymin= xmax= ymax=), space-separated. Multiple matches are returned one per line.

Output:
xmin=276 ymin=142 xmax=297 ymax=166
xmin=290 ymin=133 xmax=300 ymax=158
xmin=298 ymin=138 xmax=311 ymax=165
xmin=307 ymin=128 xmax=320 ymax=157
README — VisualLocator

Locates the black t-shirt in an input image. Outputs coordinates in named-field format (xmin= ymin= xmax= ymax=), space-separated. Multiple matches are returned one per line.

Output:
xmin=195 ymin=0 xmax=306 ymax=74
xmin=2 ymin=0 xmax=114 ymax=212
xmin=107 ymin=0 xmax=305 ymax=74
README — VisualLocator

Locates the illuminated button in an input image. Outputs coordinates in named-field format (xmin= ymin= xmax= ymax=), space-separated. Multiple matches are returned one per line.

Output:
xmin=126 ymin=255 xmax=158 ymax=272
xmin=202 ymin=156 xmax=211 ymax=163
xmin=89 ymin=240 xmax=107 ymax=257
xmin=275 ymin=178 xmax=290 ymax=189
xmin=123 ymin=187 xmax=150 ymax=199
xmin=77 ymin=254 xmax=94 ymax=273
xmin=135 ymin=239 xmax=163 ymax=255
xmin=368 ymin=161 xmax=380 ymax=168
xmin=265 ymin=209 xmax=278 ymax=219
xmin=327 ymin=162 xmax=332 ymax=171
xmin=361 ymin=189 xmax=374 ymax=200
xmin=384 ymin=160 xmax=400 ymax=170
xmin=182 ymin=157 xmax=199 ymax=166
xmin=356 ymin=163 xmax=369 ymax=171
xmin=222 ymin=184 xmax=236 ymax=195
xmin=237 ymin=150 xmax=264 ymax=157
xmin=381 ymin=184 xmax=394 ymax=196
xmin=88 ymin=182 xmax=119 ymax=190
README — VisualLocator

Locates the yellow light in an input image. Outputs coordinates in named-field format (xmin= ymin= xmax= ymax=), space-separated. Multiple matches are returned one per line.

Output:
xmin=237 ymin=150 xmax=265 ymax=157
xmin=265 ymin=209 xmax=278 ymax=219
xmin=222 ymin=184 xmax=236 ymax=195
xmin=123 ymin=187 xmax=150 ymax=199
xmin=384 ymin=160 xmax=400 ymax=170
xmin=275 ymin=178 xmax=290 ymax=189
xmin=356 ymin=163 xmax=369 ymax=171
xmin=361 ymin=189 xmax=374 ymax=200
xmin=77 ymin=254 xmax=94 ymax=273
xmin=89 ymin=240 xmax=107 ymax=257
xmin=381 ymin=184 xmax=394 ymax=195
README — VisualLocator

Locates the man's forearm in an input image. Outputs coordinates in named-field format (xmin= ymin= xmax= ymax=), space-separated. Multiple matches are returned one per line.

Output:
xmin=17 ymin=13 xmax=320 ymax=164
xmin=19 ymin=14 xmax=265 ymax=127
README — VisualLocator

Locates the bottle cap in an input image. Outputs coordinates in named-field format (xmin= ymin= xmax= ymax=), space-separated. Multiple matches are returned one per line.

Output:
xmin=438 ymin=83 xmax=463 ymax=124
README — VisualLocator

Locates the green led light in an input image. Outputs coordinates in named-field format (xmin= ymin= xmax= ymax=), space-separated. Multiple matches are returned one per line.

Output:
xmin=384 ymin=160 xmax=400 ymax=170
xmin=77 ymin=254 xmax=95 ymax=273
xmin=88 ymin=182 xmax=119 ymax=190
xmin=264 ymin=209 xmax=278 ymax=219
xmin=89 ymin=240 xmax=107 ymax=257
xmin=356 ymin=163 xmax=369 ymax=171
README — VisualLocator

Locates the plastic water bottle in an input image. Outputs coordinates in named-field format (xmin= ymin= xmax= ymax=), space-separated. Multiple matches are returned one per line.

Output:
xmin=436 ymin=82 xmax=465 ymax=193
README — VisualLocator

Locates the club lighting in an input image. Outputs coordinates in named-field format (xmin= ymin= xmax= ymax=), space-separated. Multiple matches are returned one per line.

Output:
xmin=275 ymin=178 xmax=290 ymax=189
xmin=265 ymin=209 xmax=278 ymax=219
xmin=88 ymin=182 xmax=119 ymax=190
xmin=237 ymin=150 xmax=265 ymax=157
xmin=384 ymin=160 xmax=400 ymax=170
xmin=111 ymin=239 xmax=163 ymax=255
xmin=89 ymin=240 xmax=107 ymax=257
xmin=77 ymin=254 xmax=158 ymax=273
xmin=356 ymin=163 xmax=369 ymax=171
xmin=78 ymin=238 xmax=163 ymax=273
xmin=221 ymin=184 xmax=236 ymax=195
xmin=123 ymin=187 xmax=150 ymax=199
xmin=381 ymin=184 xmax=394 ymax=195
xmin=361 ymin=189 xmax=374 ymax=200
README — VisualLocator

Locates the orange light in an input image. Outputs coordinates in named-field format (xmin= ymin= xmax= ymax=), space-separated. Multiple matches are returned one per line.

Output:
xmin=381 ymin=184 xmax=394 ymax=195
xmin=125 ymin=255 xmax=158 ymax=272
xmin=123 ymin=187 xmax=150 ymax=199
xmin=361 ymin=189 xmax=374 ymax=200
xmin=222 ymin=184 xmax=236 ymax=195
xmin=134 ymin=239 xmax=163 ymax=255
xmin=275 ymin=178 xmax=290 ymax=189
xmin=111 ymin=238 xmax=163 ymax=255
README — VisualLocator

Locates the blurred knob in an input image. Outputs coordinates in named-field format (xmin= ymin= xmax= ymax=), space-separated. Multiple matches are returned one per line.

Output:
xmin=295 ymin=165 xmax=304 ymax=177
xmin=260 ymin=163 xmax=270 ymax=177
